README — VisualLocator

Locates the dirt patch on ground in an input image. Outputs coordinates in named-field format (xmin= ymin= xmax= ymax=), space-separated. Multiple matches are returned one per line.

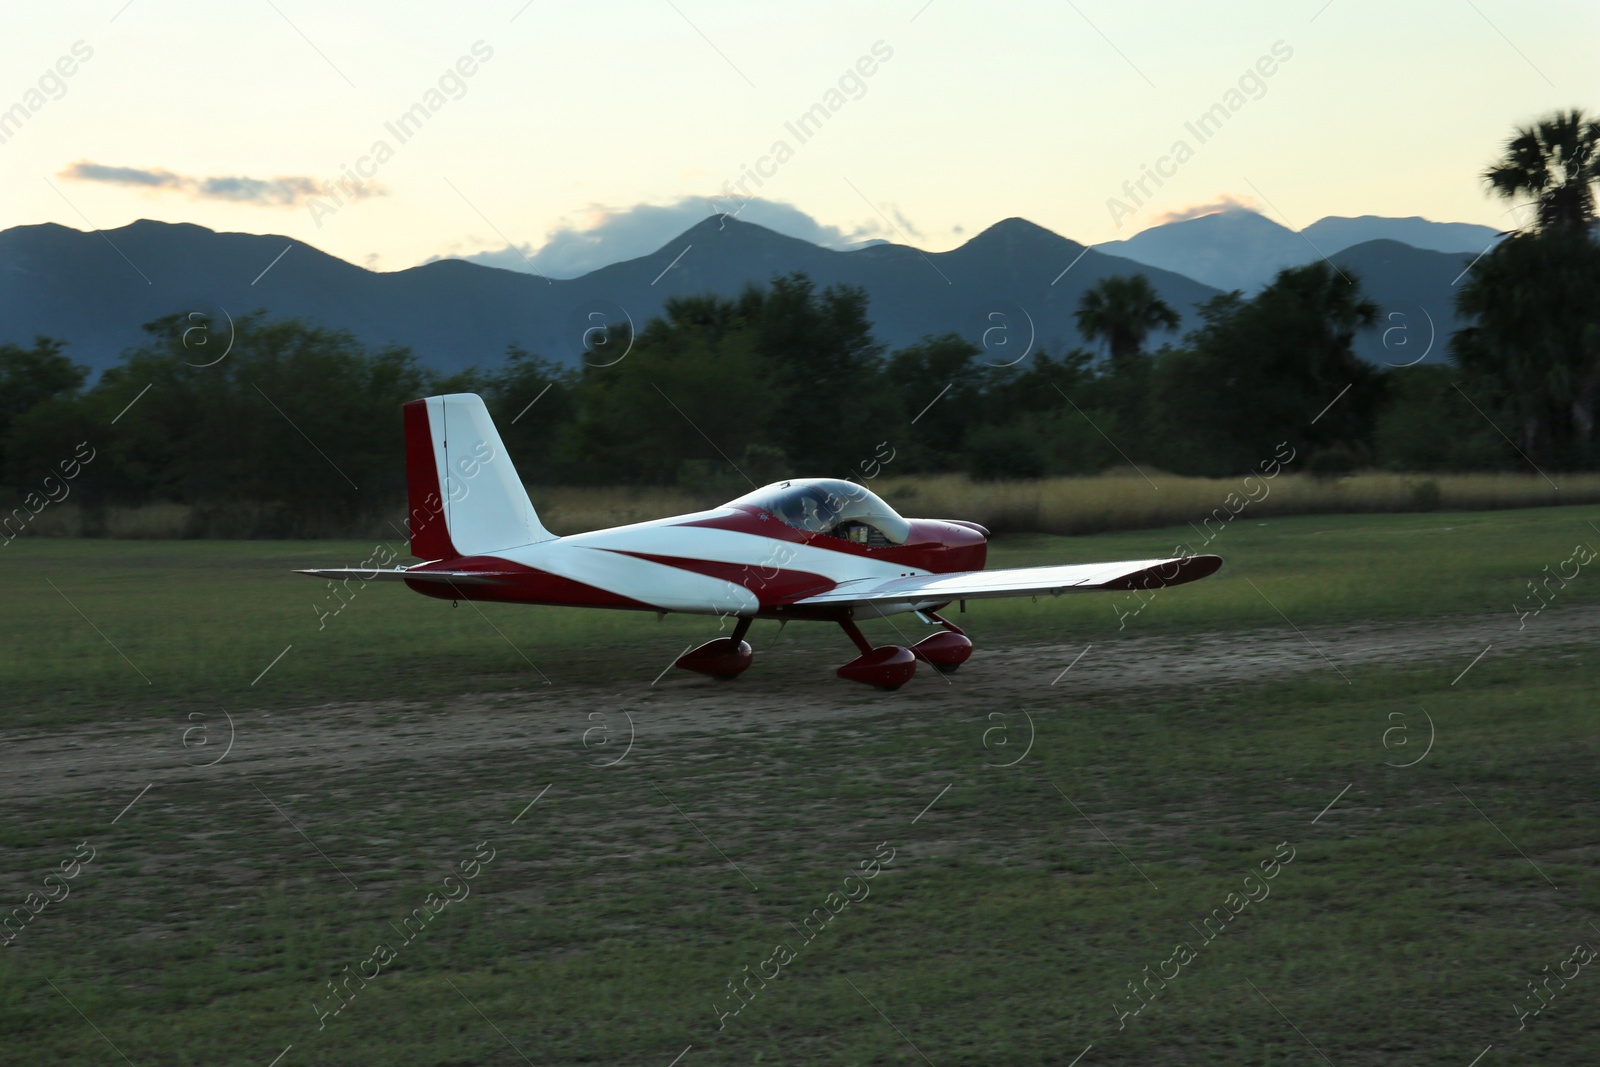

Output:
xmin=7 ymin=604 xmax=1594 ymax=807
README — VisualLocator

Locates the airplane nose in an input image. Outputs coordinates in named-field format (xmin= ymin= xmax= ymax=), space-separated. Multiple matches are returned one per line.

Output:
xmin=944 ymin=519 xmax=989 ymax=540
xmin=919 ymin=518 xmax=987 ymax=571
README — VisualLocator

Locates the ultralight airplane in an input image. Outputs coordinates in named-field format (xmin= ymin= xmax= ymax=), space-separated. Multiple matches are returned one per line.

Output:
xmin=298 ymin=394 xmax=1222 ymax=689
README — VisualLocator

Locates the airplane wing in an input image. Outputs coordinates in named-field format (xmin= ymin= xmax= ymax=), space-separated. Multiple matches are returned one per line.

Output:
xmin=294 ymin=567 xmax=512 ymax=586
xmin=791 ymin=554 xmax=1222 ymax=609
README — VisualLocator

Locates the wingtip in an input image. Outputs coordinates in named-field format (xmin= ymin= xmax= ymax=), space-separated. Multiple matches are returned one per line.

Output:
xmin=1100 ymin=553 xmax=1223 ymax=591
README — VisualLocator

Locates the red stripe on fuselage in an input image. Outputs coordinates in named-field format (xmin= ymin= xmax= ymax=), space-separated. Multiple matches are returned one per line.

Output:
xmin=601 ymin=550 xmax=837 ymax=605
xmin=676 ymin=505 xmax=987 ymax=573
xmin=404 ymin=557 xmax=652 ymax=610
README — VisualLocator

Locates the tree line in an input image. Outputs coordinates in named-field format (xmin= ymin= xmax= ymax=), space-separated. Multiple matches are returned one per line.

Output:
xmin=2 ymin=109 xmax=1596 ymax=535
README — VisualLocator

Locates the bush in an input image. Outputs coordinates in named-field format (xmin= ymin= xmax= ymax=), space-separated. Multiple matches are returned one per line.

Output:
xmin=1410 ymin=479 xmax=1442 ymax=511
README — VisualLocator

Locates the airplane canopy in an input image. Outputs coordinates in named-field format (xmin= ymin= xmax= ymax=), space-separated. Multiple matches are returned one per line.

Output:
xmin=732 ymin=478 xmax=912 ymax=545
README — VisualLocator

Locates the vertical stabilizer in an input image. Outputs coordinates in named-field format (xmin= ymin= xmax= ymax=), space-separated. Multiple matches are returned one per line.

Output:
xmin=402 ymin=393 xmax=553 ymax=559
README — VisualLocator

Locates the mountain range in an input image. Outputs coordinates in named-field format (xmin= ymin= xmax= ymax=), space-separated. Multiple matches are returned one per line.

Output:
xmin=0 ymin=209 xmax=1486 ymax=375
xmin=1094 ymin=209 xmax=1498 ymax=293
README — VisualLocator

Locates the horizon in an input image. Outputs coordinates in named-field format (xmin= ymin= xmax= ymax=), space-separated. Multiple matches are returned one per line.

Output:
xmin=5 ymin=203 xmax=1500 ymax=279
xmin=1 ymin=2 xmax=1588 ymax=276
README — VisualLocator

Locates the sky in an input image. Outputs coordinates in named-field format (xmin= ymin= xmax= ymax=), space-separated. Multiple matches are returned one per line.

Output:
xmin=2 ymin=0 xmax=1596 ymax=276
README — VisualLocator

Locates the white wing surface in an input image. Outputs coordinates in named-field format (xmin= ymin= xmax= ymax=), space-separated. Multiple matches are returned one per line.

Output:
xmin=791 ymin=554 xmax=1222 ymax=609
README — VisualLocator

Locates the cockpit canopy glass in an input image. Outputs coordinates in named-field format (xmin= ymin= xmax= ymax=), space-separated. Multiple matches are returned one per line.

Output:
xmin=730 ymin=478 xmax=911 ymax=545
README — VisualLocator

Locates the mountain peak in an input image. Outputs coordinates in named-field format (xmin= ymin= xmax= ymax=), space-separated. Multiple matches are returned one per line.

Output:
xmin=684 ymin=212 xmax=742 ymax=233
xmin=971 ymin=217 xmax=1061 ymax=240
xmin=114 ymin=218 xmax=218 ymax=237
xmin=670 ymin=212 xmax=836 ymax=248
xmin=1151 ymin=209 xmax=1290 ymax=234
xmin=960 ymin=217 xmax=1075 ymax=255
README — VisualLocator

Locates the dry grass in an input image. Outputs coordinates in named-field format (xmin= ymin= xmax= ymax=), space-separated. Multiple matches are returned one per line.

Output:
xmin=10 ymin=471 xmax=1600 ymax=540
xmin=866 ymin=470 xmax=1600 ymax=536
xmin=535 ymin=484 xmax=723 ymax=532
xmin=101 ymin=501 xmax=192 ymax=538
xmin=545 ymin=471 xmax=1600 ymax=537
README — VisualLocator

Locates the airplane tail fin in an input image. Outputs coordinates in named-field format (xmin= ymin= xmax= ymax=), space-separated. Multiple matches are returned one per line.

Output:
xmin=402 ymin=393 xmax=555 ymax=560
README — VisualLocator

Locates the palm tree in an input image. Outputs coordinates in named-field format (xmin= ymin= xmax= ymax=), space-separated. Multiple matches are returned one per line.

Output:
xmin=1455 ymin=224 xmax=1600 ymax=462
xmin=1459 ymin=110 xmax=1600 ymax=465
xmin=1074 ymin=274 xmax=1180 ymax=372
xmin=1484 ymin=108 xmax=1600 ymax=232
xmin=1254 ymin=261 xmax=1379 ymax=455
xmin=1267 ymin=260 xmax=1379 ymax=363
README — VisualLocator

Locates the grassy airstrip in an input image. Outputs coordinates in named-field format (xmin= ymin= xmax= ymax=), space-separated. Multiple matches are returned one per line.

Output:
xmin=2 ymin=506 xmax=1599 ymax=1064
xmin=6 ymin=503 xmax=1600 ymax=722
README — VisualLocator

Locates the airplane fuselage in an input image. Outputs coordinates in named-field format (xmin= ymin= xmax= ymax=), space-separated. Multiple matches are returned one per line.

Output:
xmin=403 ymin=501 xmax=989 ymax=620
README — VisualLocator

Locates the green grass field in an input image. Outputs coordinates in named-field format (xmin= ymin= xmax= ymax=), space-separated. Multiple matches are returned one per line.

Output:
xmin=7 ymin=503 xmax=1600 ymax=722
xmin=2 ymin=506 xmax=1599 ymax=1064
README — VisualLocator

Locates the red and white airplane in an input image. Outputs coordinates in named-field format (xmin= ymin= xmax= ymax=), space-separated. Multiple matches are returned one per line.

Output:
xmin=299 ymin=394 xmax=1221 ymax=688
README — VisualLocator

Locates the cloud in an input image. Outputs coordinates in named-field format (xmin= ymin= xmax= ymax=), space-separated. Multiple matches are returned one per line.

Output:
xmin=196 ymin=175 xmax=323 ymax=204
xmin=64 ymin=162 xmax=184 ymax=188
xmin=433 ymin=196 xmax=897 ymax=278
xmin=1152 ymin=193 xmax=1258 ymax=225
xmin=58 ymin=161 xmax=382 ymax=207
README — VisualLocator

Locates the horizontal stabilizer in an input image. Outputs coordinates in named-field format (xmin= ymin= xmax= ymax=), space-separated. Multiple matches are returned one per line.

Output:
xmin=295 ymin=567 xmax=511 ymax=586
